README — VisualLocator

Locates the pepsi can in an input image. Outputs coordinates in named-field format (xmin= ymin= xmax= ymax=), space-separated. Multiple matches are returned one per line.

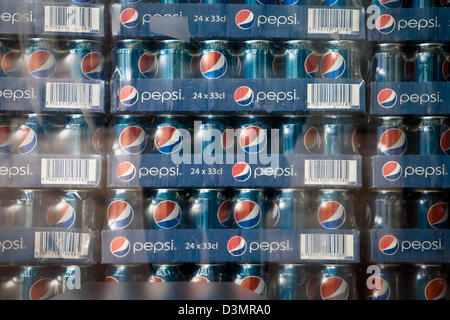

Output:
xmin=12 ymin=114 xmax=45 ymax=154
xmin=307 ymin=264 xmax=358 ymax=300
xmin=373 ymin=116 xmax=409 ymax=156
xmin=158 ymin=40 xmax=193 ymax=79
xmin=410 ymin=116 xmax=449 ymax=155
xmin=236 ymin=115 xmax=272 ymax=154
xmin=321 ymin=41 xmax=361 ymax=79
xmin=312 ymin=189 xmax=356 ymax=230
xmin=194 ymin=115 xmax=234 ymax=156
xmin=195 ymin=40 xmax=233 ymax=79
xmin=0 ymin=267 xmax=20 ymax=300
xmin=0 ymin=189 xmax=46 ymax=227
xmin=410 ymin=264 xmax=448 ymax=300
xmin=61 ymin=265 xmax=97 ymax=292
xmin=241 ymin=40 xmax=275 ymax=79
xmin=407 ymin=190 xmax=448 ymax=229
xmin=370 ymin=43 xmax=407 ymax=82
xmin=280 ymin=116 xmax=322 ymax=154
xmin=188 ymin=189 xmax=233 ymax=229
xmin=146 ymin=189 xmax=188 ymax=229
xmin=322 ymin=115 xmax=360 ymax=155
xmin=371 ymin=0 xmax=403 ymax=8
xmin=24 ymin=38 xmax=61 ymax=79
xmin=105 ymin=264 xmax=151 ymax=282
xmin=14 ymin=266 xmax=61 ymax=300
xmin=368 ymin=190 xmax=407 ymax=229
xmin=233 ymin=189 xmax=268 ymax=229
xmin=0 ymin=39 xmax=24 ymax=77
xmin=233 ymin=264 xmax=270 ymax=297
xmin=113 ymin=40 xmax=156 ymax=80
xmin=190 ymin=264 xmax=226 ymax=282
xmin=281 ymin=40 xmax=321 ymax=78
xmin=149 ymin=264 xmax=184 ymax=282
xmin=151 ymin=115 xmax=188 ymax=155
xmin=275 ymin=189 xmax=311 ymax=229
xmin=105 ymin=189 xmax=146 ymax=230
xmin=0 ymin=115 xmax=13 ymax=154
xmin=278 ymin=264 xmax=312 ymax=300
xmin=111 ymin=115 xmax=151 ymax=155
xmin=365 ymin=264 xmax=404 ymax=300
xmin=411 ymin=43 xmax=449 ymax=82
xmin=67 ymin=39 xmax=104 ymax=80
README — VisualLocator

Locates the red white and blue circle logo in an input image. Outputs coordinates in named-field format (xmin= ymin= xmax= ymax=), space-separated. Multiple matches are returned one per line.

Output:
xmin=119 ymin=126 xmax=147 ymax=154
xmin=234 ymin=200 xmax=261 ymax=229
xmin=81 ymin=52 xmax=104 ymax=80
xmin=377 ymin=88 xmax=397 ymax=109
xmin=29 ymin=279 xmax=58 ymax=300
xmin=320 ymin=52 xmax=346 ymax=79
xmin=320 ymin=276 xmax=349 ymax=300
xmin=304 ymin=127 xmax=321 ymax=154
xmin=366 ymin=276 xmax=391 ymax=300
xmin=155 ymin=126 xmax=183 ymax=154
xmin=27 ymin=50 xmax=56 ymax=79
xmin=234 ymin=86 xmax=254 ymax=106
xmin=46 ymin=201 xmax=76 ymax=228
xmin=232 ymin=162 xmax=252 ymax=182
xmin=110 ymin=236 xmax=131 ymax=258
xmin=382 ymin=161 xmax=402 ymax=181
xmin=227 ymin=236 xmax=247 ymax=256
xmin=154 ymin=200 xmax=182 ymax=229
xmin=442 ymin=58 xmax=450 ymax=81
xmin=440 ymin=129 xmax=450 ymax=155
xmin=191 ymin=276 xmax=209 ymax=283
xmin=0 ymin=125 xmax=12 ymax=154
xmin=1 ymin=50 xmax=22 ymax=77
xmin=239 ymin=126 xmax=267 ymax=154
xmin=376 ymin=14 xmax=396 ymax=34
xmin=139 ymin=52 xmax=158 ymax=78
xmin=236 ymin=276 xmax=266 ymax=296
xmin=116 ymin=161 xmax=136 ymax=182
xmin=425 ymin=278 xmax=447 ymax=300
xmin=427 ymin=202 xmax=448 ymax=230
xmin=218 ymin=200 xmax=233 ymax=228
xmin=200 ymin=51 xmax=228 ymax=79
xmin=120 ymin=8 xmax=139 ymax=28
xmin=107 ymin=200 xmax=134 ymax=230
xmin=378 ymin=0 xmax=402 ymax=8
xmin=379 ymin=234 xmax=399 ymax=255
xmin=318 ymin=201 xmax=346 ymax=230
xmin=15 ymin=125 xmax=37 ymax=154
xmin=235 ymin=10 xmax=254 ymax=30
xmin=305 ymin=53 xmax=320 ymax=78
xmin=379 ymin=128 xmax=407 ymax=155
xmin=119 ymin=86 xmax=139 ymax=107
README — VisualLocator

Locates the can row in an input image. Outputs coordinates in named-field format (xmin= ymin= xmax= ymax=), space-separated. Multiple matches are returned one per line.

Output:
xmin=114 ymin=0 xmax=363 ymax=5
xmin=113 ymin=39 xmax=361 ymax=80
xmin=0 ymin=38 xmax=105 ymax=80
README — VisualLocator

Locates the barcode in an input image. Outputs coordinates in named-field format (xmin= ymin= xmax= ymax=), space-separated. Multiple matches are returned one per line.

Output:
xmin=46 ymin=83 xmax=101 ymax=109
xmin=300 ymin=233 xmax=354 ymax=260
xmin=307 ymin=83 xmax=359 ymax=109
xmin=41 ymin=159 xmax=97 ymax=185
xmin=307 ymin=8 xmax=360 ymax=34
xmin=44 ymin=6 xmax=100 ymax=33
xmin=304 ymin=159 xmax=357 ymax=185
xmin=35 ymin=232 xmax=90 ymax=259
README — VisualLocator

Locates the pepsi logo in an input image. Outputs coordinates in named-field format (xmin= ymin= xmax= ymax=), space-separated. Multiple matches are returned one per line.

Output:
xmin=227 ymin=236 xmax=247 ymax=256
xmin=379 ymin=129 xmax=407 ymax=155
xmin=235 ymin=10 xmax=254 ymax=30
xmin=382 ymin=161 xmax=402 ymax=181
xmin=304 ymin=127 xmax=321 ymax=154
xmin=0 ymin=125 xmax=12 ymax=153
xmin=320 ymin=276 xmax=349 ymax=300
xmin=107 ymin=200 xmax=134 ymax=230
xmin=14 ymin=125 xmax=37 ymax=154
xmin=139 ymin=52 xmax=158 ymax=78
xmin=232 ymin=162 xmax=252 ymax=182
xmin=105 ymin=276 xmax=119 ymax=283
xmin=425 ymin=278 xmax=447 ymax=300
xmin=119 ymin=126 xmax=147 ymax=154
xmin=81 ymin=52 xmax=104 ymax=80
xmin=154 ymin=200 xmax=182 ymax=229
xmin=366 ymin=277 xmax=390 ymax=300
xmin=378 ymin=0 xmax=402 ymax=8
xmin=320 ymin=52 xmax=346 ymax=79
xmin=46 ymin=201 xmax=76 ymax=228
xmin=379 ymin=234 xmax=399 ymax=255
xmin=440 ymin=129 xmax=450 ymax=155
xmin=266 ymin=200 xmax=280 ymax=228
xmin=200 ymin=51 xmax=228 ymax=79
xmin=217 ymin=200 xmax=233 ymax=228
xmin=304 ymin=53 xmax=320 ymax=78
xmin=442 ymin=58 xmax=450 ymax=81
xmin=427 ymin=202 xmax=448 ymax=230
xmin=191 ymin=276 xmax=209 ymax=283
xmin=155 ymin=126 xmax=182 ymax=154
xmin=110 ymin=236 xmax=130 ymax=258
xmin=234 ymin=86 xmax=254 ymax=106
xmin=27 ymin=50 xmax=56 ymax=79
xmin=29 ymin=279 xmax=57 ymax=300
xmin=376 ymin=14 xmax=396 ymax=34
xmin=116 ymin=161 xmax=136 ymax=182
xmin=149 ymin=276 xmax=165 ymax=282
xmin=236 ymin=276 xmax=266 ymax=296
xmin=318 ymin=201 xmax=346 ymax=230
xmin=377 ymin=88 xmax=397 ymax=109
xmin=234 ymin=200 xmax=261 ymax=229
xmin=119 ymin=86 xmax=139 ymax=106
xmin=120 ymin=8 xmax=139 ymax=28
xmin=239 ymin=126 xmax=267 ymax=154
xmin=1 ymin=50 xmax=21 ymax=77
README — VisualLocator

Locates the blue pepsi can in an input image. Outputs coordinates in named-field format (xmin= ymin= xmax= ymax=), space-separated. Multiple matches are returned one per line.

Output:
xmin=12 ymin=114 xmax=45 ymax=154
xmin=370 ymin=43 xmax=407 ymax=82
xmin=12 ymin=266 xmax=61 ymax=300
xmin=61 ymin=265 xmax=98 ymax=292
xmin=407 ymin=190 xmax=448 ymax=230
xmin=105 ymin=264 xmax=151 ymax=282
xmin=373 ymin=116 xmax=410 ymax=156
xmin=368 ymin=190 xmax=407 ymax=229
xmin=113 ymin=40 xmax=157 ymax=80
xmin=411 ymin=264 xmax=448 ymax=300
xmin=410 ymin=116 xmax=449 ymax=155
xmin=0 ymin=189 xmax=46 ymax=227
xmin=194 ymin=115 xmax=234 ymax=156
xmin=236 ymin=115 xmax=272 ymax=154
xmin=365 ymin=264 xmax=404 ymax=300
xmin=307 ymin=264 xmax=358 ymax=300
xmin=149 ymin=264 xmax=184 ymax=282
xmin=321 ymin=41 xmax=360 ymax=79
xmin=151 ymin=115 xmax=188 ymax=155
xmin=275 ymin=189 xmax=311 ymax=229
xmin=278 ymin=264 xmax=312 ymax=300
xmin=233 ymin=264 xmax=270 ymax=297
xmin=407 ymin=0 xmax=444 ymax=6
xmin=410 ymin=43 xmax=449 ymax=82
xmin=105 ymin=189 xmax=146 ymax=230
xmin=281 ymin=40 xmax=321 ymax=78
xmin=68 ymin=39 xmax=104 ymax=80
xmin=322 ymin=115 xmax=360 ymax=155
xmin=190 ymin=264 xmax=226 ymax=282
xmin=188 ymin=189 xmax=233 ymax=229
xmin=0 ymin=39 xmax=24 ymax=77
xmin=371 ymin=0 xmax=403 ymax=8
xmin=241 ymin=40 xmax=275 ymax=79
xmin=195 ymin=40 xmax=234 ymax=79
xmin=146 ymin=189 xmax=188 ymax=229
xmin=24 ymin=38 xmax=62 ymax=79
xmin=111 ymin=115 xmax=151 ymax=155
xmin=312 ymin=189 xmax=356 ymax=230
xmin=158 ymin=40 xmax=193 ymax=79
xmin=280 ymin=116 xmax=322 ymax=154
xmin=233 ymin=189 xmax=268 ymax=229
xmin=0 ymin=115 xmax=13 ymax=154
